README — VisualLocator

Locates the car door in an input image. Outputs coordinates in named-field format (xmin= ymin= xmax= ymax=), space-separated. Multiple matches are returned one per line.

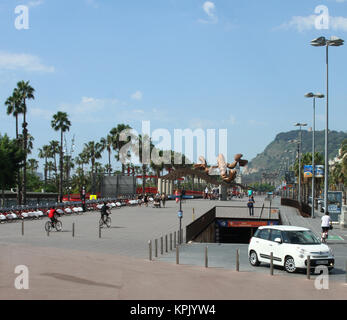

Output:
xmin=268 ymin=229 xmax=284 ymax=266
xmin=255 ymin=228 xmax=272 ymax=262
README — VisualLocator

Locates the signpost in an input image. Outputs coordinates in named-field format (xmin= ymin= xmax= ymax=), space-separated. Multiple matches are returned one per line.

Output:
xmin=327 ymin=191 xmax=343 ymax=222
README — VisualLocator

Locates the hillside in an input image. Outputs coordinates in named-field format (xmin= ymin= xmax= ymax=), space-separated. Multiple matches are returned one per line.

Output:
xmin=242 ymin=130 xmax=347 ymax=183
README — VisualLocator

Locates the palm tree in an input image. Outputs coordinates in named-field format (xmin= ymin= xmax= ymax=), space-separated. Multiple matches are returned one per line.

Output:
xmin=5 ymin=88 xmax=24 ymax=204
xmin=16 ymin=80 xmax=35 ymax=204
xmin=38 ymin=145 xmax=51 ymax=186
xmin=51 ymin=112 xmax=71 ymax=202
xmin=5 ymin=89 xmax=24 ymax=140
xmin=100 ymin=135 xmax=114 ymax=176
xmin=110 ymin=124 xmax=132 ymax=175
xmin=83 ymin=141 xmax=103 ymax=194
xmin=27 ymin=158 xmax=39 ymax=173
xmin=46 ymin=161 xmax=55 ymax=181
xmin=49 ymin=140 xmax=60 ymax=180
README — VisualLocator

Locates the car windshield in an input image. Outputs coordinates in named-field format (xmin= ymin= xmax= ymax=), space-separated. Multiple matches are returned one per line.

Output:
xmin=282 ymin=230 xmax=320 ymax=245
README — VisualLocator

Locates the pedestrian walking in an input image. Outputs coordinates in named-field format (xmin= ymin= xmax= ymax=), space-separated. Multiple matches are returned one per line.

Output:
xmin=247 ymin=195 xmax=255 ymax=216
xmin=161 ymin=192 xmax=166 ymax=208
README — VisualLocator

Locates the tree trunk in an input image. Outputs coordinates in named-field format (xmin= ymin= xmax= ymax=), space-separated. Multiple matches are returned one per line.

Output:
xmin=108 ymin=149 xmax=111 ymax=176
xmin=59 ymin=129 xmax=63 ymax=202
xmin=22 ymin=108 xmax=27 ymax=205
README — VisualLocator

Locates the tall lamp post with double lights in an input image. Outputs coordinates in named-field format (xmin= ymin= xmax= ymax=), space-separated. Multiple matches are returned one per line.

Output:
xmin=310 ymin=36 xmax=344 ymax=214
xmin=305 ymin=92 xmax=325 ymax=218
xmin=294 ymin=123 xmax=307 ymax=203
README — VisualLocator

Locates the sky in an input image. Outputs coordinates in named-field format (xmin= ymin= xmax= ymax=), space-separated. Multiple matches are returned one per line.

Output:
xmin=0 ymin=0 xmax=347 ymax=172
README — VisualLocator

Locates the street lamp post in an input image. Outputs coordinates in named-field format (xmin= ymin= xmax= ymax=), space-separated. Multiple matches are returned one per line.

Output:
xmin=305 ymin=92 xmax=325 ymax=218
xmin=310 ymin=36 xmax=344 ymax=215
xmin=294 ymin=123 xmax=307 ymax=203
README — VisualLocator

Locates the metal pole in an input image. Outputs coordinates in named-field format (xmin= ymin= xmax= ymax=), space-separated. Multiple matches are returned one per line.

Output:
xmin=155 ymin=239 xmax=158 ymax=257
xmin=307 ymin=255 xmax=311 ymax=279
xmin=174 ymin=232 xmax=176 ymax=248
xmin=160 ymin=236 xmax=163 ymax=255
xmin=176 ymin=245 xmax=179 ymax=264
xmin=99 ymin=225 xmax=101 ymax=238
xmin=21 ymin=220 xmax=24 ymax=236
xmin=170 ymin=233 xmax=172 ymax=251
xmin=236 ymin=249 xmax=239 ymax=272
xmin=299 ymin=128 xmax=302 ymax=203
xmin=270 ymin=252 xmax=274 ymax=276
xmin=312 ymin=98 xmax=316 ymax=218
xmin=148 ymin=240 xmax=152 ymax=261
xmin=179 ymin=218 xmax=182 ymax=244
xmin=324 ymin=44 xmax=329 ymax=215
xmin=72 ymin=222 xmax=75 ymax=237
xmin=205 ymin=246 xmax=208 ymax=268
xmin=165 ymin=234 xmax=168 ymax=253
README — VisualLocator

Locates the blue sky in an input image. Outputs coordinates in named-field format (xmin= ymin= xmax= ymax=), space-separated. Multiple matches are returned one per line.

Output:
xmin=0 ymin=0 xmax=347 ymax=171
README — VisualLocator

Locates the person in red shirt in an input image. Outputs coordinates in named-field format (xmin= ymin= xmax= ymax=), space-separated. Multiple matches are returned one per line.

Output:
xmin=48 ymin=207 xmax=57 ymax=226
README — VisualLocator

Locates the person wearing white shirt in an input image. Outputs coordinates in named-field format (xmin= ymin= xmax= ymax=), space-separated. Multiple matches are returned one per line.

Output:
xmin=321 ymin=212 xmax=331 ymax=233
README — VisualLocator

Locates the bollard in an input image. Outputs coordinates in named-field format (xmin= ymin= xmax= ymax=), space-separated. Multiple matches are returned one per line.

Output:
xmin=174 ymin=232 xmax=176 ymax=248
xmin=72 ymin=222 xmax=75 ymax=238
xmin=160 ymin=236 xmax=163 ymax=255
xmin=178 ymin=230 xmax=180 ymax=245
xmin=307 ymin=255 xmax=311 ymax=279
xmin=99 ymin=225 xmax=101 ymax=238
xmin=181 ymin=228 xmax=183 ymax=244
xmin=176 ymin=245 xmax=179 ymax=264
xmin=148 ymin=240 xmax=152 ymax=261
xmin=236 ymin=249 xmax=239 ymax=272
xmin=155 ymin=239 xmax=158 ymax=257
xmin=270 ymin=252 xmax=274 ymax=276
xmin=165 ymin=235 xmax=168 ymax=253
xmin=345 ymin=260 xmax=347 ymax=284
xmin=170 ymin=233 xmax=172 ymax=251
xmin=47 ymin=228 xmax=49 ymax=237
xmin=192 ymin=208 xmax=195 ymax=221
xmin=205 ymin=246 xmax=208 ymax=268
xmin=21 ymin=220 xmax=24 ymax=236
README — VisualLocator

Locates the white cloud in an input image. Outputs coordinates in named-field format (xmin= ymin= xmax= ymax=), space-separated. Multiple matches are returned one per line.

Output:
xmin=131 ymin=90 xmax=143 ymax=101
xmin=59 ymin=97 xmax=118 ymax=118
xmin=199 ymin=1 xmax=218 ymax=24
xmin=86 ymin=0 xmax=99 ymax=8
xmin=0 ymin=52 xmax=54 ymax=73
xmin=27 ymin=0 xmax=44 ymax=7
xmin=29 ymin=107 xmax=54 ymax=120
xmin=280 ymin=14 xmax=347 ymax=32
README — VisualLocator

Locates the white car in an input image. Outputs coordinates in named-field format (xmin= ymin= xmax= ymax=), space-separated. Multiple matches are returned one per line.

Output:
xmin=248 ymin=225 xmax=335 ymax=273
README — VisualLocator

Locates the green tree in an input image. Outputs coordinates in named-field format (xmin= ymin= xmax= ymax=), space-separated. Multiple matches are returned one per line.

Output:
xmin=0 ymin=133 xmax=25 ymax=205
xmin=110 ymin=124 xmax=132 ymax=175
xmin=100 ymin=134 xmax=114 ymax=176
xmin=38 ymin=145 xmax=51 ymax=186
xmin=83 ymin=141 xmax=103 ymax=194
xmin=51 ymin=111 xmax=71 ymax=202
xmin=16 ymin=80 xmax=35 ymax=204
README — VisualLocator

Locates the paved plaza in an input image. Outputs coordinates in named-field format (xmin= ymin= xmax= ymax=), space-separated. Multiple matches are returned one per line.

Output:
xmin=0 ymin=196 xmax=346 ymax=299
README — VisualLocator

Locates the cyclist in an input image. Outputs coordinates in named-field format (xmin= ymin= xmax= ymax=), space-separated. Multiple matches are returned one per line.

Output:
xmin=100 ymin=202 xmax=110 ymax=224
xmin=321 ymin=211 xmax=331 ymax=243
xmin=48 ymin=206 xmax=58 ymax=227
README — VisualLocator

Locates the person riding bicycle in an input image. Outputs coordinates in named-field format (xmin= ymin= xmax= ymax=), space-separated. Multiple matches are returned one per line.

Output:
xmin=48 ymin=206 xmax=58 ymax=226
xmin=321 ymin=211 xmax=332 ymax=241
xmin=100 ymin=202 xmax=110 ymax=223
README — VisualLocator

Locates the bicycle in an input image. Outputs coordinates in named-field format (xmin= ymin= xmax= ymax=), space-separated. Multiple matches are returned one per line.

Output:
xmin=321 ymin=230 xmax=329 ymax=243
xmin=99 ymin=215 xmax=111 ymax=228
xmin=45 ymin=219 xmax=62 ymax=232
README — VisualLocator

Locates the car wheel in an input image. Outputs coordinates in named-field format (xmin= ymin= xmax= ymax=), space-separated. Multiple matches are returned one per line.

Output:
xmin=284 ymin=256 xmax=296 ymax=273
xmin=249 ymin=250 xmax=260 ymax=266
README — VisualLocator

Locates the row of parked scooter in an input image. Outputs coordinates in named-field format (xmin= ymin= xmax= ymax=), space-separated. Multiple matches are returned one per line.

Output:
xmin=0 ymin=199 xmax=125 ymax=224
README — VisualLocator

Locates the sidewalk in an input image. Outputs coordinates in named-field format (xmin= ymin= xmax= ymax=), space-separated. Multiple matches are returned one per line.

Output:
xmin=1 ymin=243 xmax=346 ymax=300
xmin=276 ymin=197 xmax=346 ymax=244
